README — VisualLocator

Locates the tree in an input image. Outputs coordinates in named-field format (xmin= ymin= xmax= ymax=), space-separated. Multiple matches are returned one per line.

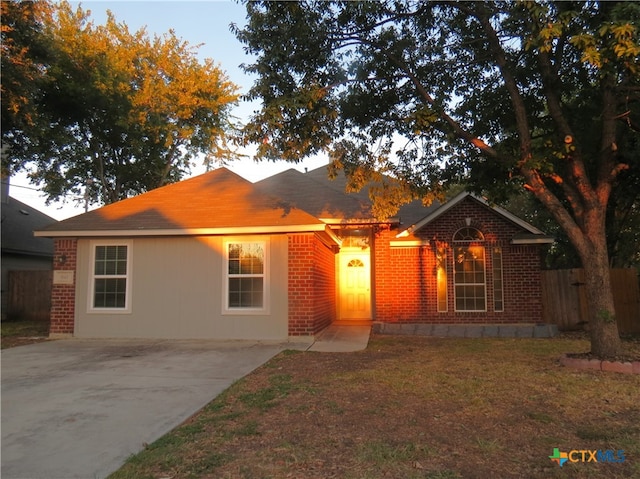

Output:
xmin=1 ymin=0 xmax=54 ymax=176
xmin=235 ymin=1 xmax=640 ymax=358
xmin=2 ymin=0 xmax=239 ymax=205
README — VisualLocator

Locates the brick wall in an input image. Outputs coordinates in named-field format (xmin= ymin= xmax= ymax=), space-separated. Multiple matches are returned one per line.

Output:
xmin=49 ymin=238 xmax=77 ymax=336
xmin=375 ymin=197 xmax=545 ymax=324
xmin=288 ymin=233 xmax=336 ymax=335
xmin=312 ymin=233 xmax=337 ymax=331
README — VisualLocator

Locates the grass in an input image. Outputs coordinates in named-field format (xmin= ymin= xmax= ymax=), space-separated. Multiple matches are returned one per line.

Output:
xmin=108 ymin=334 xmax=640 ymax=479
xmin=1 ymin=319 xmax=49 ymax=349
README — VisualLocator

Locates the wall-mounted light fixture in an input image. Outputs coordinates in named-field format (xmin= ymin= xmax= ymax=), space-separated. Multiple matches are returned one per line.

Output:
xmin=58 ymin=254 xmax=67 ymax=265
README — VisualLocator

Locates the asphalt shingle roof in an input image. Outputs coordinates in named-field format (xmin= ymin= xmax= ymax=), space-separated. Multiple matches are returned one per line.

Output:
xmin=257 ymin=166 xmax=441 ymax=227
xmin=1 ymin=197 xmax=56 ymax=256
xmin=37 ymin=168 xmax=324 ymax=234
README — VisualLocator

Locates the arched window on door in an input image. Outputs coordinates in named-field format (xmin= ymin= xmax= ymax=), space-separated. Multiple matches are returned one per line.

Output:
xmin=453 ymin=227 xmax=486 ymax=311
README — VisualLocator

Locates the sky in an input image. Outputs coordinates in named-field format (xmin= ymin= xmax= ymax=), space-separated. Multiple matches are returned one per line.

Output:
xmin=8 ymin=0 xmax=328 ymax=220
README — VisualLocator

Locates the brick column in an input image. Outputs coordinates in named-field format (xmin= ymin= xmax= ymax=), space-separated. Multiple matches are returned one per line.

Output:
xmin=288 ymin=234 xmax=315 ymax=336
xmin=49 ymin=238 xmax=77 ymax=337
xmin=373 ymin=226 xmax=392 ymax=322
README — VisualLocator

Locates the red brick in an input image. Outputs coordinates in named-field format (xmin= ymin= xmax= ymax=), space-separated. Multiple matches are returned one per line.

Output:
xmin=601 ymin=361 xmax=634 ymax=374
xmin=49 ymin=239 xmax=77 ymax=336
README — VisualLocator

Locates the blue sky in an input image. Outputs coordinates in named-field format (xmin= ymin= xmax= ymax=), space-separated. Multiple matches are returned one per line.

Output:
xmin=10 ymin=1 xmax=327 ymax=220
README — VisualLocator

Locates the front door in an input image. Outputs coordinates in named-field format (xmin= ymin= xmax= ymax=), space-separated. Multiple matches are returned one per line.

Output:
xmin=338 ymin=250 xmax=371 ymax=320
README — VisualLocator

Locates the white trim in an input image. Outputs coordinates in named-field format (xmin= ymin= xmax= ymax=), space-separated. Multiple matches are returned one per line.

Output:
xmin=511 ymin=237 xmax=555 ymax=245
xmin=35 ymin=224 xmax=327 ymax=238
xmin=390 ymin=240 xmax=428 ymax=247
xmin=492 ymin=247 xmax=504 ymax=312
xmin=436 ymin=250 xmax=448 ymax=313
xmin=453 ymin=244 xmax=487 ymax=312
xmin=396 ymin=192 xmax=548 ymax=238
xmin=87 ymin=239 xmax=132 ymax=314
xmin=222 ymin=237 xmax=270 ymax=315
xmin=321 ymin=227 xmax=343 ymax=247
xmin=320 ymin=217 xmax=400 ymax=225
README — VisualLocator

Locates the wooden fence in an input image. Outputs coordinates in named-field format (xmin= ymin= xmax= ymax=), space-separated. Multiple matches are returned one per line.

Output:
xmin=6 ymin=270 xmax=52 ymax=322
xmin=541 ymin=268 xmax=640 ymax=333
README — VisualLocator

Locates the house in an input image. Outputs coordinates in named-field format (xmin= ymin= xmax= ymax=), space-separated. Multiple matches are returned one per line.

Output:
xmin=1 ymin=182 xmax=57 ymax=320
xmin=35 ymin=166 xmax=554 ymax=340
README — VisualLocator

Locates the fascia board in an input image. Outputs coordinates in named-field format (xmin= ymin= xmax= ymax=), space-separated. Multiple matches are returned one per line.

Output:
xmin=34 ymin=223 xmax=327 ymax=238
xmin=396 ymin=191 xmax=469 ymax=238
xmin=397 ymin=192 xmax=548 ymax=237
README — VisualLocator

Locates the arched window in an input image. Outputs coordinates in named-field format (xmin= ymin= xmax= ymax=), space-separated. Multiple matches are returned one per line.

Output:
xmin=454 ymin=227 xmax=484 ymax=242
xmin=453 ymin=227 xmax=486 ymax=311
xmin=347 ymin=259 xmax=365 ymax=268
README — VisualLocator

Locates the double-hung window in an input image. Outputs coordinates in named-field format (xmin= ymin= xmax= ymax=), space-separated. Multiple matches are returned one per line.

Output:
xmin=90 ymin=241 xmax=131 ymax=312
xmin=453 ymin=227 xmax=486 ymax=312
xmin=224 ymin=240 xmax=268 ymax=313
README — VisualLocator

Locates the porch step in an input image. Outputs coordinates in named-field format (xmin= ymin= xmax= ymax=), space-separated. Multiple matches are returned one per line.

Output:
xmin=372 ymin=322 xmax=558 ymax=338
xmin=332 ymin=320 xmax=373 ymax=326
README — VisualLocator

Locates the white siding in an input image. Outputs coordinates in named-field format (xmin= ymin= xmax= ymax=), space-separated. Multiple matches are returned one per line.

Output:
xmin=74 ymin=235 xmax=288 ymax=339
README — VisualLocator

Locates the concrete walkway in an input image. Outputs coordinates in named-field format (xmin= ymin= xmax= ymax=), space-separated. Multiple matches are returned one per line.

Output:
xmin=307 ymin=321 xmax=372 ymax=352
xmin=1 ymin=325 xmax=371 ymax=479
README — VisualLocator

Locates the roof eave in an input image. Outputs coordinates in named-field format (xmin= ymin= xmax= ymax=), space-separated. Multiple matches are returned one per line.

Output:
xmin=34 ymin=223 xmax=327 ymax=238
xmin=320 ymin=217 xmax=400 ymax=225
xmin=397 ymin=192 xmax=549 ymax=238
xmin=510 ymin=237 xmax=555 ymax=245
xmin=396 ymin=191 xmax=470 ymax=237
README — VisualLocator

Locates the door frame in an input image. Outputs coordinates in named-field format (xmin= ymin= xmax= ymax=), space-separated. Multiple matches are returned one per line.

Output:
xmin=337 ymin=247 xmax=372 ymax=320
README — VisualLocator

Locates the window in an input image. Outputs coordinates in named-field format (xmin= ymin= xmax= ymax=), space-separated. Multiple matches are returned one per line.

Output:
xmin=224 ymin=240 xmax=268 ymax=312
xmin=436 ymin=249 xmax=448 ymax=312
xmin=90 ymin=241 xmax=131 ymax=312
xmin=492 ymin=247 xmax=504 ymax=312
xmin=453 ymin=227 xmax=486 ymax=311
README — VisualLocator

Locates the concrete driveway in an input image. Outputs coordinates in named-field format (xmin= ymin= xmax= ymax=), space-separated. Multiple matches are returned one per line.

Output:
xmin=1 ymin=338 xmax=303 ymax=479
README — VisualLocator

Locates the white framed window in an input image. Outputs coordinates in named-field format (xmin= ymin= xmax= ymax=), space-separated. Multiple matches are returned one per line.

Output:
xmin=89 ymin=240 xmax=132 ymax=313
xmin=453 ymin=227 xmax=486 ymax=312
xmin=436 ymin=248 xmax=448 ymax=312
xmin=223 ymin=239 xmax=269 ymax=314
xmin=492 ymin=247 xmax=504 ymax=312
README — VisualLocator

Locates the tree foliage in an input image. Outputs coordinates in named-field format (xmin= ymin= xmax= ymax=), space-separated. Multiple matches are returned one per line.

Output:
xmin=236 ymin=0 xmax=640 ymax=357
xmin=2 ymin=0 xmax=239 ymax=205
xmin=1 ymin=0 xmax=53 ymax=160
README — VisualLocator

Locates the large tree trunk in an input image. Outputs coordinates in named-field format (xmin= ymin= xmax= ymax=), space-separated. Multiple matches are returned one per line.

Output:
xmin=574 ymin=211 xmax=622 ymax=358
xmin=582 ymin=246 xmax=622 ymax=357
xmin=525 ymin=171 xmax=622 ymax=358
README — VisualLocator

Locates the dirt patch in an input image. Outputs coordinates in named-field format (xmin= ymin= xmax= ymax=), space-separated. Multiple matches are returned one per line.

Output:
xmin=110 ymin=335 xmax=640 ymax=479
xmin=563 ymin=331 xmax=640 ymax=363
xmin=1 ymin=320 xmax=50 ymax=349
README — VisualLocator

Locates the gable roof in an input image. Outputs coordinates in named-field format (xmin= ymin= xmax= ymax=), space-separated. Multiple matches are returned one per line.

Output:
xmin=2 ymin=197 xmax=57 ymax=257
xmin=257 ymin=166 xmax=439 ymax=226
xmin=34 ymin=167 xmax=552 ymax=247
xmin=255 ymin=168 xmax=373 ymax=221
xmin=35 ymin=168 xmax=327 ymax=237
xmin=396 ymin=191 xmax=554 ymax=244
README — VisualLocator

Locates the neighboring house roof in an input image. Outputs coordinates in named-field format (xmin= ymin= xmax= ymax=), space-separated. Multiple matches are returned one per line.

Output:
xmin=35 ymin=168 xmax=328 ymax=238
xmin=1 ymin=197 xmax=56 ymax=257
xmin=395 ymin=191 xmax=554 ymax=244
